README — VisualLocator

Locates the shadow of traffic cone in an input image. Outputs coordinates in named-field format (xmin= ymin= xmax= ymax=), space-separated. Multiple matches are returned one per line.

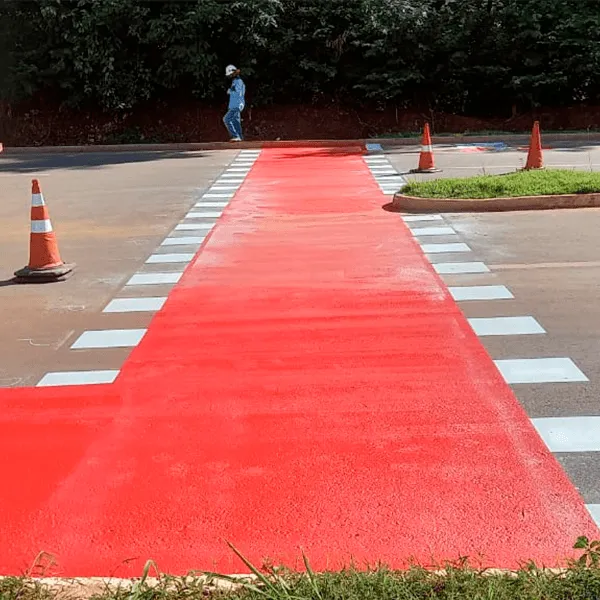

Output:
xmin=410 ymin=123 xmax=441 ymax=174
xmin=14 ymin=179 xmax=75 ymax=282
xmin=524 ymin=121 xmax=544 ymax=170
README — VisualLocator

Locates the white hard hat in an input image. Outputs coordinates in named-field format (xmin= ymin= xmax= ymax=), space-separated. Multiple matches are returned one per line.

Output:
xmin=225 ymin=64 xmax=237 ymax=76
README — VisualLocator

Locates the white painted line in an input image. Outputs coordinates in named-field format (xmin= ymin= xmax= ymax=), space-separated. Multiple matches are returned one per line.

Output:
xmin=402 ymin=215 xmax=443 ymax=222
xmin=232 ymin=161 xmax=255 ymax=166
xmin=210 ymin=186 xmax=239 ymax=191
xmin=203 ymin=193 xmax=234 ymax=199
xmin=175 ymin=223 xmax=213 ymax=231
xmin=449 ymin=285 xmax=514 ymax=301
xmin=587 ymin=505 xmax=600 ymax=527
xmin=195 ymin=202 xmax=228 ymax=208
xmin=371 ymin=169 xmax=396 ymax=174
xmin=434 ymin=262 xmax=490 ymax=274
xmin=186 ymin=211 xmax=222 ymax=218
xmin=239 ymin=150 xmax=260 ymax=155
xmin=411 ymin=226 xmax=456 ymax=236
xmin=377 ymin=176 xmax=406 ymax=182
xmin=126 ymin=272 xmax=182 ymax=286
xmin=226 ymin=169 xmax=250 ymax=173
xmin=468 ymin=316 xmax=545 ymax=336
xmin=494 ymin=358 xmax=589 ymax=384
xmin=37 ymin=370 xmax=120 ymax=387
xmin=161 ymin=236 xmax=205 ymax=246
xmin=532 ymin=417 xmax=600 ymax=452
xmin=381 ymin=190 xmax=396 ymax=195
xmin=71 ymin=329 xmax=147 ymax=349
xmin=103 ymin=297 xmax=167 ymax=313
xmin=422 ymin=243 xmax=471 ymax=253
xmin=146 ymin=253 xmax=195 ymax=264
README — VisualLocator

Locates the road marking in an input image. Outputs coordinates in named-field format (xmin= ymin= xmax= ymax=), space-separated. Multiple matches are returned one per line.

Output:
xmin=203 ymin=193 xmax=235 ymax=199
xmin=532 ymin=417 xmax=600 ymax=452
xmin=195 ymin=202 xmax=228 ymax=208
xmin=37 ymin=370 xmax=120 ymax=387
xmin=449 ymin=285 xmax=514 ymax=301
xmin=421 ymin=243 xmax=471 ymax=254
xmin=186 ymin=211 xmax=222 ymax=219
xmin=402 ymin=215 xmax=443 ymax=222
xmin=161 ymin=236 xmax=205 ymax=246
xmin=146 ymin=253 xmax=195 ymax=264
xmin=411 ymin=227 xmax=456 ymax=236
xmin=71 ymin=329 xmax=147 ymax=349
xmin=226 ymin=169 xmax=250 ymax=173
xmin=126 ymin=272 xmax=183 ymax=286
xmin=494 ymin=358 xmax=589 ymax=384
xmin=210 ymin=186 xmax=239 ymax=191
xmin=434 ymin=262 xmax=490 ymax=274
xmin=103 ymin=297 xmax=167 ymax=313
xmin=175 ymin=223 xmax=214 ymax=231
xmin=468 ymin=316 xmax=545 ymax=336
xmin=587 ymin=505 xmax=600 ymax=527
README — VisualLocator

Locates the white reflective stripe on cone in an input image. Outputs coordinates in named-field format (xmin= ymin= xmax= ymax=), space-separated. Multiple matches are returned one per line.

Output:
xmin=31 ymin=219 xmax=53 ymax=233
xmin=31 ymin=193 xmax=45 ymax=207
xmin=421 ymin=145 xmax=433 ymax=153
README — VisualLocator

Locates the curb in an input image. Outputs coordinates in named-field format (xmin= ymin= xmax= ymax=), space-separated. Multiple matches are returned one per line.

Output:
xmin=2 ymin=132 xmax=600 ymax=155
xmin=391 ymin=192 xmax=600 ymax=213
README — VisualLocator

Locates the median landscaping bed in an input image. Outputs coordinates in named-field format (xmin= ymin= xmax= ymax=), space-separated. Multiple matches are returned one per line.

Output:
xmin=394 ymin=169 xmax=600 ymax=213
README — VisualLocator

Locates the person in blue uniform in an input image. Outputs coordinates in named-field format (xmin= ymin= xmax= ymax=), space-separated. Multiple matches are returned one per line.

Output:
xmin=223 ymin=65 xmax=246 ymax=142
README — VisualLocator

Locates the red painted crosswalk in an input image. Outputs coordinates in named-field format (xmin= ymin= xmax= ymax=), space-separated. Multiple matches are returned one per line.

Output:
xmin=0 ymin=147 xmax=596 ymax=576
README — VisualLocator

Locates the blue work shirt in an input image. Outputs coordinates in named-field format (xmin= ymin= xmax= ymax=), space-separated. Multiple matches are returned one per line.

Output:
xmin=228 ymin=77 xmax=246 ymax=111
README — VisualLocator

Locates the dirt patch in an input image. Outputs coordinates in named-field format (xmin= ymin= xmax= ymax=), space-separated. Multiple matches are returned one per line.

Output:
xmin=2 ymin=102 xmax=600 ymax=147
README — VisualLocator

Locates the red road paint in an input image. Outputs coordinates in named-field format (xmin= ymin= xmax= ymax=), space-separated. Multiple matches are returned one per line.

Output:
xmin=0 ymin=147 xmax=597 ymax=576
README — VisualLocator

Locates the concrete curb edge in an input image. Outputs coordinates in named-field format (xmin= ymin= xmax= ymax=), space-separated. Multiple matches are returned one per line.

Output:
xmin=391 ymin=192 xmax=600 ymax=213
xmin=3 ymin=132 xmax=600 ymax=155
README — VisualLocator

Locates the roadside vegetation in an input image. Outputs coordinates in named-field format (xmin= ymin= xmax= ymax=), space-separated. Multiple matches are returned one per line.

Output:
xmin=4 ymin=539 xmax=600 ymax=600
xmin=402 ymin=169 xmax=600 ymax=199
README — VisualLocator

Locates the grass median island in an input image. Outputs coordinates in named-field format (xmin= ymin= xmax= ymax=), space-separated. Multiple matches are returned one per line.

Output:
xmin=402 ymin=169 xmax=600 ymax=199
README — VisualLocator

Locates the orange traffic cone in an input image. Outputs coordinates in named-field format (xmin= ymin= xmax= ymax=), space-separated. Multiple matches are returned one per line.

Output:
xmin=524 ymin=121 xmax=544 ymax=170
xmin=14 ymin=179 xmax=75 ymax=282
xmin=411 ymin=123 xmax=441 ymax=173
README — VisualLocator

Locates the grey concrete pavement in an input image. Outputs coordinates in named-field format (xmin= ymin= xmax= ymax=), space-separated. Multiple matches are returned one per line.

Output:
xmin=0 ymin=150 xmax=237 ymax=386
xmin=417 ymin=205 xmax=600 ymax=506
xmin=386 ymin=141 xmax=600 ymax=182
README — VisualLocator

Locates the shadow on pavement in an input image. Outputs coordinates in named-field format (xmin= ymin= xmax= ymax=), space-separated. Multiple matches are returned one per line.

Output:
xmin=0 ymin=151 xmax=206 ymax=174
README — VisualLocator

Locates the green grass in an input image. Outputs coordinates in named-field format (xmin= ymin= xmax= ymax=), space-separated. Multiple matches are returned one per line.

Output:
xmin=5 ymin=565 xmax=600 ymax=600
xmin=402 ymin=168 xmax=600 ymax=199
xmin=4 ymin=540 xmax=600 ymax=600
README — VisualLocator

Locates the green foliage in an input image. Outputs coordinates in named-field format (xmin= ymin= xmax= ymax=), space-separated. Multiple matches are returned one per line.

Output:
xmin=402 ymin=168 xmax=600 ymax=199
xmin=1 ymin=0 xmax=600 ymax=113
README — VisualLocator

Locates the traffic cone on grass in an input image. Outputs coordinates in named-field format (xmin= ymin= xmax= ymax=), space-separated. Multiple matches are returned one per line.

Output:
xmin=524 ymin=121 xmax=544 ymax=170
xmin=411 ymin=123 xmax=441 ymax=173
xmin=14 ymin=179 xmax=75 ymax=282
